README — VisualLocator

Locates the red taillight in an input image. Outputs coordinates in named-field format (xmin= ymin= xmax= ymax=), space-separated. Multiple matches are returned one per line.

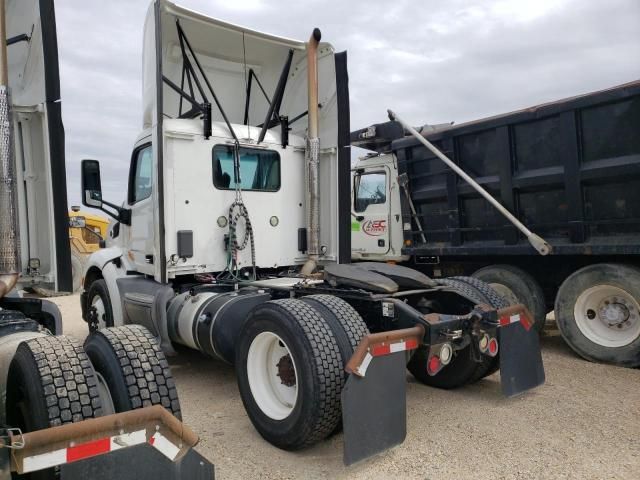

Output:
xmin=427 ymin=355 xmax=442 ymax=376
xmin=488 ymin=337 xmax=499 ymax=356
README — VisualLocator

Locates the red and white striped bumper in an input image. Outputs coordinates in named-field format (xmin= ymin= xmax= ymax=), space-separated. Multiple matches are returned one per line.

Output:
xmin=21 ymin=429 xmax=182 ymax=474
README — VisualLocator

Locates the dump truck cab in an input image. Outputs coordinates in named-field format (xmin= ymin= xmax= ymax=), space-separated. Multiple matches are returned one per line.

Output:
xmin=351 ymin=152 xmax=406 ymax=262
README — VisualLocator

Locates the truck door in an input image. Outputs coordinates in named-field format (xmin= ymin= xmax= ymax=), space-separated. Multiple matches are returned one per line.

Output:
xmin=126 ymin=143 xmax=155 ymax=276
xmin=352 ymin=167 xmax=391 ymax=255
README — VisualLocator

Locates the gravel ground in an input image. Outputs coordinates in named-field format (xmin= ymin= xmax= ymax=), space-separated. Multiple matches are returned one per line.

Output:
xmin=51 ymin=294 xmax=639 ymax=480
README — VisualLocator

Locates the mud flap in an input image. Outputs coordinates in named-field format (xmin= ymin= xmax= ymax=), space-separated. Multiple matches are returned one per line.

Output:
xmin=342 ymin=352 xmax=407 ymax=466
xmin=61 ymin=443 xmax=214 ymax=479
xmin=499 ymin=321 xmax=545 ymax=397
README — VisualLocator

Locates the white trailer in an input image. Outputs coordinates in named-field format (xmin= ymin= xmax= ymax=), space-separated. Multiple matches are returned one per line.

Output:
xmin=1 ymin=2 xmax=213 ymax=478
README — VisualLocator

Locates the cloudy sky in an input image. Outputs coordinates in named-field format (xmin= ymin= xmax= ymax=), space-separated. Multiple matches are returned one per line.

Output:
xmin=54 ymin=0 xmax=640 ymax=208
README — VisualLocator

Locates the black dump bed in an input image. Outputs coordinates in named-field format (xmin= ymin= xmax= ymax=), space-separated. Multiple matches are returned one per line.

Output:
xmin=352 ymin=80 xmax=640 ymax=256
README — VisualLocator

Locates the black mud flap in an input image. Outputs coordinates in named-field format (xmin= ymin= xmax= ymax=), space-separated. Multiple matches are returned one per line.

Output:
xmin=499 ymin=321 xmax=545 ymax=397
xmin=61 ymin=443 xmax=214 ymax=479
xmin=341 ymin=352 xmax=407 ymax=466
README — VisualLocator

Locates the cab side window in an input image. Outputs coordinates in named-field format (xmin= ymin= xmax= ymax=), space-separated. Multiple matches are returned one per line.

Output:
xmin=354 ymin=172 xmax=386 ymax=212
xmin=128 ymin=145 xmax=153 ymax=204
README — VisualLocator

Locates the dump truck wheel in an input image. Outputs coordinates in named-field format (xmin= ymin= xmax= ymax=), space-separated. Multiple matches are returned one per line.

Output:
xmin=84 ymin=325 xmax=181 ymax=419
xmin=408 ymin=277 xmax=496 ymax=388
xmin=6 ymin=335 xmax=103 ymax=480
xmin=86 ymin=279 xmax=114 ymax=331
xmin=472 ymin=265 xmax=547 ymax=333
xmin=555 ymin=263 xmax=640 ymax=367
xmin=236 ymin=299 xmax=343 ymax=450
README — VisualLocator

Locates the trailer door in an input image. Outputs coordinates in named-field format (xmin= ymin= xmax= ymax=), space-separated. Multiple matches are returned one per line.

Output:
xmin=352 ymin=167 xmax=391 ymax=255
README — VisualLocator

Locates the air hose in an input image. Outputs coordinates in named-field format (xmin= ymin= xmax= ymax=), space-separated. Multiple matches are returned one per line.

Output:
xmin=219 ymin=143 xmax=257 ymax=282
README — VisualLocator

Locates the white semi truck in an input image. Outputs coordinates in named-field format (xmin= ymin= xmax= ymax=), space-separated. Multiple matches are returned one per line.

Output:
xmin=80 ymin=0 xmax=545 ymax=465
xmin=1 ymin=2 xmax=213 ymax=478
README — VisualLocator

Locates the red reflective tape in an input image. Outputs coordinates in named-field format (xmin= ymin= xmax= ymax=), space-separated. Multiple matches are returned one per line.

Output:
xmin=520 ymin=314 xmax=533 ymax=331
xmin=66 ymin=437 xmax=111 ymax=463
xmin=371 ymin=344 xmax=391 ymax=356
xmin=499 ymin=316 xmax=510 ymax=326
xmin=370 ymin=338 xmax=420 ymax=357
xmin=405 ymin=338 xmax=419 ymax=350
xmin=149 ymin=435 xmax=155 ymax=446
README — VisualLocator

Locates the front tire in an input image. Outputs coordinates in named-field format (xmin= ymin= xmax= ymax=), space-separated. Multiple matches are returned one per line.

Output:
xmin=235 ymin=299 xmax=343 ymax=450
xmin=86 ymin=279 xmax=114 ymax=332
xmin=555 ymin=263 xmax=640 ymax=367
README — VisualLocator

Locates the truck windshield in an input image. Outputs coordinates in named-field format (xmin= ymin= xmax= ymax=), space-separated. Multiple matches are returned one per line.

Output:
xmin=354 ymin=172 xmax=386 ymax=212
xmin=212 ymin=145 xmax=280 ymax=191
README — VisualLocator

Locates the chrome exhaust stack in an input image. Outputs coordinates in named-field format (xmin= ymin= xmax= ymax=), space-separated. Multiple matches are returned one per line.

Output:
xmin=0 ymin=0 xmax=21 ymax=298
xmin=301 ymin=28 xmax=321 ymax=276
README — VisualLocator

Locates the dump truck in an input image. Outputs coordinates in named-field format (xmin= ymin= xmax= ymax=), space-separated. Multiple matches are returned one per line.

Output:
xmin=80 ymin=0 xmax=545 ymax=465
xmin=1 ymin=1 xmax=213 ymax=478
xmin=350 ymin=80 xmax=640 ymax=368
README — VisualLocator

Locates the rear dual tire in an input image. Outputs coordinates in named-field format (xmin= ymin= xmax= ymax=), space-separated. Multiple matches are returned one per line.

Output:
xmin=408 ymin=276 xmax=506 ymax=389
xmin=6 ymin=326 xmax=180 ymax=479
xmin=6 ymin=336 xmax=104 ymax=480
xmin=84 ymin=325 xmax=181 ymax=418
xmin=235 ymin=296 xmax=368 ymax=450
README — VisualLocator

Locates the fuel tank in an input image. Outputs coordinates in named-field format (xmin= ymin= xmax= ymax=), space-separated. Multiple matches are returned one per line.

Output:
xmin=166 ymin=288 xmax=270 ymax=364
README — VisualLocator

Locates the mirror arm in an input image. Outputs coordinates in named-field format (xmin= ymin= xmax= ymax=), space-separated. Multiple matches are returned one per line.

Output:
xmin=98 ymin=199 xmax=131 ymax=226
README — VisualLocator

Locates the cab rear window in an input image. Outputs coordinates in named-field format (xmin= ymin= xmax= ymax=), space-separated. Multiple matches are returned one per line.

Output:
xmin=212 ymin=145 xmax=280 ymax=191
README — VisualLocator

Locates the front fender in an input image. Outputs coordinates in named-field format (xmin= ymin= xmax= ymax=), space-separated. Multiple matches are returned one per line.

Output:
xmin=82 ymin=247 xmax=127 ymax=326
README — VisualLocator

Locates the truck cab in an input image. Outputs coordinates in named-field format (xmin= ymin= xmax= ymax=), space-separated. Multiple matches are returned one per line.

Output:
xmin=351 ymin=152 xmax=407 ymax=262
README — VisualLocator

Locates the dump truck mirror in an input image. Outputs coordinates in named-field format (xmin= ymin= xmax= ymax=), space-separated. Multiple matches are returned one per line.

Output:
xmin=81 ymin=159 xmax=103 ymax=208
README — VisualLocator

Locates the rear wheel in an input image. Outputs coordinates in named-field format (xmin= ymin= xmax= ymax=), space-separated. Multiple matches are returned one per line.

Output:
xmin=6 ymin=335 xmax=103 ymax=480
xmin=408 ymin=277 xmax=501 ymax=388
xmin=236 ymin=299 xmax=343 ymax=450
xmin=472 ymin=264 xmax=547 ymax=333
xmin=555 ymin=263 xmax=640 ymax=367
xmin=300 ymin=294 xmax=369 ymax=371
xmin=83 ymin=325 xmax=181 ymax=418
xmin=301 ymin=295 xmax=369 ymax=433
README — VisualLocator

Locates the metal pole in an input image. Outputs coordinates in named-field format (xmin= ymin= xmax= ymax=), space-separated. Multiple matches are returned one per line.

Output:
xmin=301 ymin=28 xmax=322 ymax=275
xmin=0 ymin=0 xmax=22 ymax=297
xmin=388 ymin=109 xmax=551 ymax=256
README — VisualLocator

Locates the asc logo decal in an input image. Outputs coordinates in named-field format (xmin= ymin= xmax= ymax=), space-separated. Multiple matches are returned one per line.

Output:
xmin=363 ymin=219 xmax=387 ymax=236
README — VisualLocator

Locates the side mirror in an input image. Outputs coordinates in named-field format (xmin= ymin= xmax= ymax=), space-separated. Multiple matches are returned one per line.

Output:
xmin=81 ymin=159 xmax=103 ymax=208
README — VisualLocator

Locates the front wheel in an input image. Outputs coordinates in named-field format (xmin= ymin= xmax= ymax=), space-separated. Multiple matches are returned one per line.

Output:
xmin=86 ymin=279 xmax=114 ymax=332
xmin=555 ymin=263 xmax=640 ymax=367
xmin=235 ymin=299 xmax=343 ymax=450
